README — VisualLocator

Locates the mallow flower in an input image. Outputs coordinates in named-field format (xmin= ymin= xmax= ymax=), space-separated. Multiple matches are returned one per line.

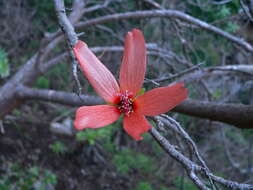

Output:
xmin=73 ymin=29 xmax=188 ymax=140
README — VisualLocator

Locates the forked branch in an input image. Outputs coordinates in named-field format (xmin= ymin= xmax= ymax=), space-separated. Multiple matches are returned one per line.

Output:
xmin=149 ymin=117 xmax=253 ymax=190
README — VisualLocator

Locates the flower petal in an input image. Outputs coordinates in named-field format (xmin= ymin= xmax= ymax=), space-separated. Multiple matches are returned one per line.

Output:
xmin=73 ymin=40 xmax=120 ymax=103
xmin=135 ymin=82 xmax=188 ymax=116
xmin=123 ymin=113 xmax=152 ymax=141
xmin=119 ymin=29 xmax=147 ymax=95
xmin=74 ymin=105 xmax=120 ymax=130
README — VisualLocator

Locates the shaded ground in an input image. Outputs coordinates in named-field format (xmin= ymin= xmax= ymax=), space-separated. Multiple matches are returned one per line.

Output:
xmin=0 ymin=103 xmax=176 ymax=190
xmin=0 ymin=106 xmax=131 ymax=190
xmin=1 ymin=103 xmax=252 ymax=190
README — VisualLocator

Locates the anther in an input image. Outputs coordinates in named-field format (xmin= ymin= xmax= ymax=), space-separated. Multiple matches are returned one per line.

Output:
xmin=117 ymin=91 xmax=134 ymax=116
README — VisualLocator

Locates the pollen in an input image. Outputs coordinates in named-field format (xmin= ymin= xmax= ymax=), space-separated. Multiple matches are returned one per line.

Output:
xmin=117 ymin=90 xmax=134 ymax=116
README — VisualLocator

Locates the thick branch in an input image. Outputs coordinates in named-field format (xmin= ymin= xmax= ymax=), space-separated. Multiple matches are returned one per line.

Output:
xmin=174 ymin=100 xmax=253 ymax=129
xmin=16 ymin=85 xmax=103 ymax=106
xmin=15 ymin=86 xmax=253 ymax=129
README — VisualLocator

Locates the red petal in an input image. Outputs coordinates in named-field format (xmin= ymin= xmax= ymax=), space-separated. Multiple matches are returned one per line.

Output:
xmin=135 ymin=82 xmax=188 ymax=116
xmin=73 ymin=40 xmax=120 ymax=103
xmin=123 ymin=113 xmax=152 ymax=141
xmin=74 ymin=105 xmax=120 ymax=130
xmin=119 ymin=29 xmax=147 ymax=95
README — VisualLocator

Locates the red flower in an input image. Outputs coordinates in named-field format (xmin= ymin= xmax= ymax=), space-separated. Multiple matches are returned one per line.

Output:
xmin=73 ymin=29 xmax=188 ymax=140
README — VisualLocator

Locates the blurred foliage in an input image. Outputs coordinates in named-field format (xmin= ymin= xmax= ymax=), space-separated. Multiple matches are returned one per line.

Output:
xmin=134 ymin=182 xmax=154 ymax=190
xmin=34 ymin=62 xmax=71 ymax=90
xmin=27 ymin=0 xmax=72 ymax=32
xmin=35 ymin=76 xmax=50 ymax=89
xmin=241 ymin=129 xmax=253 ymax=140
xmin=213 ymin=89 xmax=222 ymax=100
xmin=75 ymin=125 xmax=115 ymax=145
xmin=12 ymin=109 xmax=22 ymax=117
xmin=0 ymin=48 xmax=10 ymax=78
xmin=112 ymin=149 xmax=155 ymax=174
xmin=0 ymin=162 xmax=57 ymax=190
xmin=186 ymin=0 xmax=240 ymax=22
xmin=160 ymin=186 xmax=170 ymax=190
xmin=178 ymin=0 xmax=240 ymax=66
xmin=75 ymin=116 xmax=122 ymax=145
xmin=173 ymin=176 xmax=198 ymax=190
xmin=134 ymin=182 xmax=171 ymax=190
xmin=49 ymin=141 xmax=68 ymax=154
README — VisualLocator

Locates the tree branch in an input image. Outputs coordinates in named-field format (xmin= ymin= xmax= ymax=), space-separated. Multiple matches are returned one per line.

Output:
xmin=15 ymin=85 xmax=103 ymax=106
xmin=54 ymin=0 xmax=83 ymax=94
xmin=54 ymin=0 xmax=78 ymax=47
xmin=47 ymin=10 xmax=253 ymax=53
xmin=15 ymin=86 xmax=253 ymax=129
xmin=149 ymin=120 xmax=253 ymax=190
xmin=174 ymin=100 xmax=253 ymax=129
xmin=74 ymin=10 xmax=253 ymax=53
xmin=0 ymin=0 xmax=85 ymax=119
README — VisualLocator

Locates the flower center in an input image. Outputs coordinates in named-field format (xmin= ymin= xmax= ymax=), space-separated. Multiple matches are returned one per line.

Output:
xmin=117 ymin=91 xmax=134 ymax=116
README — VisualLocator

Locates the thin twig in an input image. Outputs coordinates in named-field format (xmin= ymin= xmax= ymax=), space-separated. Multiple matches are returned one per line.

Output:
xmin=0 ymin=120 xmax=5 ymax=134
xmin=145 ymin=63 xmax=204 ymax=83
xmin=149 ymin=124 xmax=253 ymax=190
xmin=157 ymin=115 xmax=218 ymax=190
xmin=210 ymin=0 xmax=233 ymax=5
xmin=75 ymin=10 xmax=253 ymax=53
xmin=240 ymin=0 xmax=253 ymax=22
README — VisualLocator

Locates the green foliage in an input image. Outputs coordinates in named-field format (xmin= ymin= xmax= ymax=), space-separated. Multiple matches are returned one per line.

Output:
xmin=150 ymin=139 xmax=163 ymax=156
xmin=217 ymin=6 xmax=231 ymax=18
xmin=43 ymin=170 xmax=57 ymax=185
xmin=113 ymin=149 xmax=155 ymax=174
xmin=213 ymin=89 xmax=222 ymax=100
xmin=35 ymin=76 xmax=50 ymax=89
xmin=173 ymin=176 xmax=198 ymax=190
xmin=137 ymin=88 xmax=146 ymax=96
xmin=241 ymin=129 xmax=253 ymax=140
xmin=225 ymin=22 xmax=240 ymax=33
xmin=0 ymin=48 xmax=10 ymax=78
xmin=49 ymin=63 xmax=70 ymax=90
xmin=134 ymin=182 xmax=170 ymax=190
xmin=75 ymin=118 xmax=122 ymax=155
xmin=186 ymin=0 xmax=240 ymax=22
xmin=27 ymin=0 xmax=71 ymax=33
xmin=34 ymin=62 xmax=71 ymax=90
xmin=199 ymin=2 xmax=239 ymax=28
xmin=160 ymin=186 xmax=171 ymax=190
xmin=0 ymin=163 xmax=57 ymax=190
xmin=75 ymin=126 xmax=114 ymax=145
xmin=49 ymin=141 xmax=67 ymax=154
xmin=134 ymin=182 xmax=153 ymax=190
xmin=12 ymin=109 xmax=22 ymax=117
xmin=181 ymin=0 xmax=240 ymax=67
